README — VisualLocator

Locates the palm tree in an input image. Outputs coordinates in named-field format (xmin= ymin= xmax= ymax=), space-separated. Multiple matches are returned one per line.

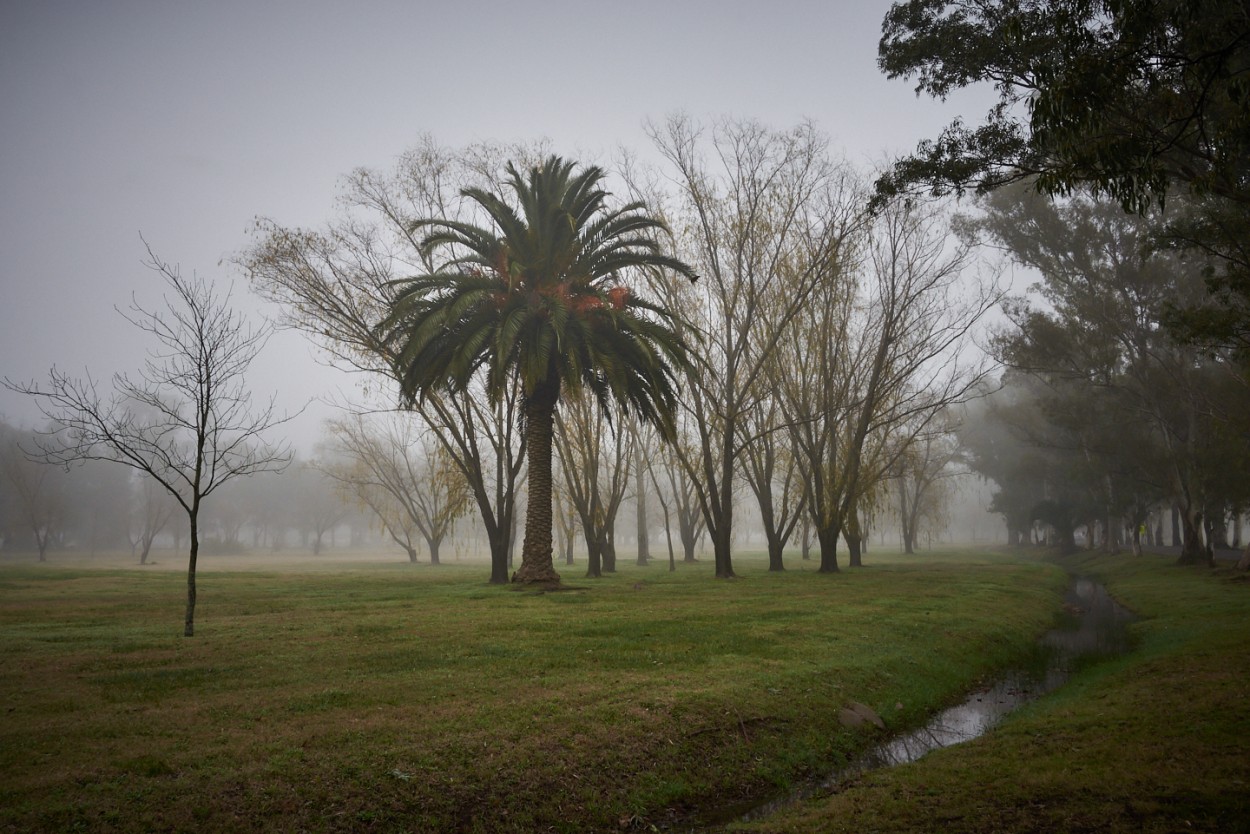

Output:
xmin=381 ymin=156 xmax=696 ymax=587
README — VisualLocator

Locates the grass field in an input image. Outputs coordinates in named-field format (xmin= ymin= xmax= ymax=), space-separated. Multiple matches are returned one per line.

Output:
xmin=741 ymin=550 xmax=1250 ymax=834
xmin=0 ymin=547 xmax=1069 ymax=833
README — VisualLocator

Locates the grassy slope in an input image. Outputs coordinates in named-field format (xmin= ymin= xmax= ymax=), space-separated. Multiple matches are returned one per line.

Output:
xmin=741 ymin=551 xmax=1250 ymax=834
xmin=0 ymin=550 xmax=1066 ymax=833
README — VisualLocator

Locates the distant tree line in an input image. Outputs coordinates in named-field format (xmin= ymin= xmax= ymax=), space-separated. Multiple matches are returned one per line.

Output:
xmin=955 ymin=185 xmax=1250 ymax=563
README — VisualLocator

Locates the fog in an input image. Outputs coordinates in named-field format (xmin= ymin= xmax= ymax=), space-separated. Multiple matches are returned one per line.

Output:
xmin=0 ymin=1 xmax=997 ymax=452
xmin=5 ymin=4 xmax=1242 ymax=575
xmin=0 ymin=418 xmax=1006 ymax=571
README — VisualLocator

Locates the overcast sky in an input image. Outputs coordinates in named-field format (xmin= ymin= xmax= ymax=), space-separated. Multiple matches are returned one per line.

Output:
xmin=0 ymin=0 xmax=995 ymax=450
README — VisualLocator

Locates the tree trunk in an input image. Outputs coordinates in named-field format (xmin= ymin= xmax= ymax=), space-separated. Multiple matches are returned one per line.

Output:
xmin=585 ymin=534 xmax=603 ymax=578
xmin=488 ymin=524 xmax=510 ymax=584
xmin=712 ymin=523 xmax=735 ymax=578
xmin=603 ymin=530 xmax=617 ymax=573
xmin=679 ymin=510 xmax=698 ymax=563
xmin=405 ymin=544 xmax=418 ymax=563
xmin=846 ymin=508 xmax=863 ymax=568
xmin=635 ymin=443 xmax=649 ymax=566
xmin=847 ymin=532 xmax=863 ymax=567
xmin=665 ymin=520 xmax=675 ymax=572
xmin=513 ymin=384 xmax=562 ymax=587
xmin=185 ymin=512 xmax=199 ymax=637
xmin=428 ymin=538 xmax=441 ymax=566
xmin=899 ymin=478 xmax=915 ymax=555
xmin=508 ymin=508 xmax=519 ymax=571
xmin=816 ymin=522 xmax=840 ymax=573
xmin=767 ymin=531 xmax=785 ymax=572
xmin=1177 ymin=509 xmax=1212 ymax=566
xmin=1210 ymin=510 xmax=1231 ymax=549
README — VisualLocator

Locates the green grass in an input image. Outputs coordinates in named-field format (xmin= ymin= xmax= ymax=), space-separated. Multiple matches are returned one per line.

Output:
xmin=741 ymin=550 xmax=1250 ymax=834
xmin=0 ymin=549 xmax=1070 ymax=833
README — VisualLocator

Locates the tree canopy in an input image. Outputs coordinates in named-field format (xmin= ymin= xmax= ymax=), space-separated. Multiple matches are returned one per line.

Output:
xmin=877 ymin=0 xmax=1250 ymax=354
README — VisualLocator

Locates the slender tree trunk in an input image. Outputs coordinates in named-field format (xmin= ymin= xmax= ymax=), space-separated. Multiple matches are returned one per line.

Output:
xmin=635 ymin=443 xmax=649 ymax=566
xmin=513 ymin=384 xmax=562 ymax=586
xmin=506 ymin=511 xmax=519 ymax=570
xmin=846 ymin=507 xmax=864 ymax=567
xmin=899 ymin=478 xmax=915 ymax=555
xmin=679 ymin=510 xmax=698 ymax=563
xmin=405 ymin=544 xmax=418 ymax=563
xmin=603 ymin=529 xmax=617 ymax=573
xmin=185 ymin=512 xmax=199 ymax=637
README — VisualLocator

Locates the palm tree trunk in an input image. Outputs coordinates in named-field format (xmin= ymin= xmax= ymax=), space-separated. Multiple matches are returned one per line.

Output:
xmin=514 ymin=382 xmax=562 ymax=586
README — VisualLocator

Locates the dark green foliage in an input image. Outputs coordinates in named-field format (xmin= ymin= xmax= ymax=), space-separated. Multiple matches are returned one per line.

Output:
xmin=878 ymin=0 xmax=1250 ymax=210
xmin=381 ymin=156 xmax=696 ymax=436
xmin=877 ymin=0 xmax=1250 ymax=354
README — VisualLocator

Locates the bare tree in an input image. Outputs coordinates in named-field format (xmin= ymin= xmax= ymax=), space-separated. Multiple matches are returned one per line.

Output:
xmin=895 ymin=419 xmax=963 ymax=554
xmin=645 ymin=115 xmax=861 ymax=578
xmin=780 ymin=196 xmax=996 ymax=569
xmin=288 ymin=458 xmax=347 ymax=555
xmin=127 ymin=472 xmax=175 ymax=565
xmin=555 ymin=393 xmax=634 ymax=578
xmin=5 ymin=247 xmax=292 ymax=635
xmin=322 ymin=412 xmax=470 ymax=564
xmin=740 ymin=394 xmax=807 ymax=571
xmin=645 ymin=430 xmax=705 ymax=567
xmin=0 ymin=423 xmax=67 ymax=560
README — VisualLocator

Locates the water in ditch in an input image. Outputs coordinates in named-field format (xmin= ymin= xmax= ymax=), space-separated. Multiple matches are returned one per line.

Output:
xmin=692 ymin=576 xmax=1135 ymax=829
